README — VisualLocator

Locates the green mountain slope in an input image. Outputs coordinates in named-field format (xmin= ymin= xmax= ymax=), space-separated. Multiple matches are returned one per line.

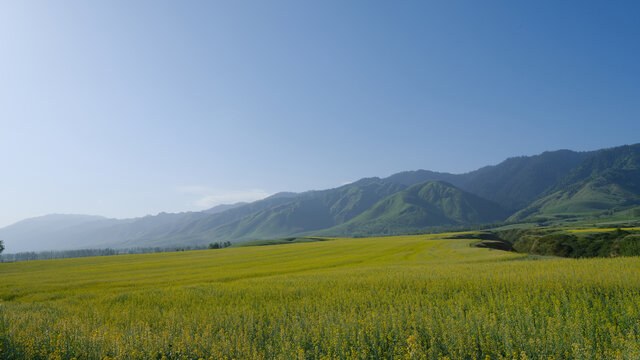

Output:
xmin=322 ymin=181 xmax=509 ymax=236
xmin=510 ymin=144 xmax=640 ymax=220
xmin=112 ymin=194 xmax=302 ymax=247
xmin=382 ymin=150 xmax=588 ymax=211
xmin=458 ymin=150 xmax=589 ymax=211
xmin=168 ymin=179 xmax=408 ymax=244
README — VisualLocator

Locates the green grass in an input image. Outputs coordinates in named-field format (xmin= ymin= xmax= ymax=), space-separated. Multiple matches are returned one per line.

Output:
xmin=1 ymin=233 xmax=639 ymax=359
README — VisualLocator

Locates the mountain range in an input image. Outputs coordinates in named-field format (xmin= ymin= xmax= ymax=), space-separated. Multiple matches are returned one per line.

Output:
xmin=2 ymin=143 xmax=640 ymax=253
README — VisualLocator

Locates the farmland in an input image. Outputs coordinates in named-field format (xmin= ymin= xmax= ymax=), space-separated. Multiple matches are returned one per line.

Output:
xmin=1 ymin=234 xmax=639 ymax=359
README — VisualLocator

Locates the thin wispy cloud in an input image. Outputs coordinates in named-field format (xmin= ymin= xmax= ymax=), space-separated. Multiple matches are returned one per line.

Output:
xmin=179 ymin=186 xmax=271 ymax=209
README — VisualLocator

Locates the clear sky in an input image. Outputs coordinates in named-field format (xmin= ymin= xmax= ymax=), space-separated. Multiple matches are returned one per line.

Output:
xmin=1 ymin=1 xmax=639 ymax=227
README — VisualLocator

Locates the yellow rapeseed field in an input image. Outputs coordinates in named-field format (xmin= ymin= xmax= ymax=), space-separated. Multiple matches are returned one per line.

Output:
xmin=1 ymin=234 xmax=639 ymax=359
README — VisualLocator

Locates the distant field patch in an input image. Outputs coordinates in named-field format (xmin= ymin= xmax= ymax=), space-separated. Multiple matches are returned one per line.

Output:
xmin=234 ymin=236 xmax=331 ymax=247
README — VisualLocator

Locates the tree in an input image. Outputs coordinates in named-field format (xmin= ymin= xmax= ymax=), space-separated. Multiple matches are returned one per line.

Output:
xmin=0 ymin=240 xmax=4 ymax=254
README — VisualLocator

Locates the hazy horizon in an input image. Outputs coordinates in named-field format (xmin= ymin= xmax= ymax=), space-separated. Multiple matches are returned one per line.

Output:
xmin=1 ymin=142 xmax=632 ymax=228
xmin=2 ymin=1 xmax=639 ymax=228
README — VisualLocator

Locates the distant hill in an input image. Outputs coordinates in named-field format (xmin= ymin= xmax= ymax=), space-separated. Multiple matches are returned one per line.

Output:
xmin=323 ymin=181 xmax=508 ymax=236
xmin=144 ymin=179 xmax=408 ymax=246
xmin=510 ymin=144 xmax=640 ymax=220
xmin=0 ymin=212 xmax=219 ymax=253
xmin=2 ymin=143 xmax=640 ymax=252
xmin=456 ymin=150 xmax=590 ymax=211
xmin=0 ymin=214 xmax=120 ymax=252
xmin=114 ymin=194 xmax=305 ymax=247
xmin=381 ymin=150 xmax=589 ymax=211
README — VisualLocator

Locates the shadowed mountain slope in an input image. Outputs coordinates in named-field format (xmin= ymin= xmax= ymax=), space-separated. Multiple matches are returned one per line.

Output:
xmin=139 ymin=179 xmax=408 ymax=246
xmin=510 ymin=144 xmax=640 ymax=220
xmin=322 ymin=181 xmax=509 ymax=236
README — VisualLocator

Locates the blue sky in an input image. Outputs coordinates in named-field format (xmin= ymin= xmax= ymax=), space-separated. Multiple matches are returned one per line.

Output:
xmin=1 ymin=1 xmax=639 ymax=227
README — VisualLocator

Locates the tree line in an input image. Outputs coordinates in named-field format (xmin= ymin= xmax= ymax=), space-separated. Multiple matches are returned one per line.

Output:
xmin=0 ymin=241 xmax=234 ymax=263
xmin=208 ymin=241 xmax=232 ymax=249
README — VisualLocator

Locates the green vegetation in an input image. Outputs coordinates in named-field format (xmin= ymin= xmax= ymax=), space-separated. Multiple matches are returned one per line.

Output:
xmin=382 ymin=150 xmax=588 ymax=211
xmin=194 ymin=180 xmax=406 ymax=243
xmin=234 ymin=237 xmax=328 ymax=247
xmin=2 ymin=234 xmax=640 ymax=359
xmin=496 ymin=227 xmax=640 ymax=258
xmin=511 ymin=145 xmax=640 ymax=221
xmin=457 ymin=149 xmax=589 ymax=211
xmin=322 ymin=181 xmax=508 ymax=236
xmin=509 ymin=175 xmax=640 ymax=220
xmin=208 ymin=241 xmax=231 ymax=249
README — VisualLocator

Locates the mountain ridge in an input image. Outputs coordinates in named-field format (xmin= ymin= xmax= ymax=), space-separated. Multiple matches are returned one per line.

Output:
xmin=321 ymin=181 xmax=509 ymax=236
xmin=2 ymin=143 xmax=639 ymax=252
